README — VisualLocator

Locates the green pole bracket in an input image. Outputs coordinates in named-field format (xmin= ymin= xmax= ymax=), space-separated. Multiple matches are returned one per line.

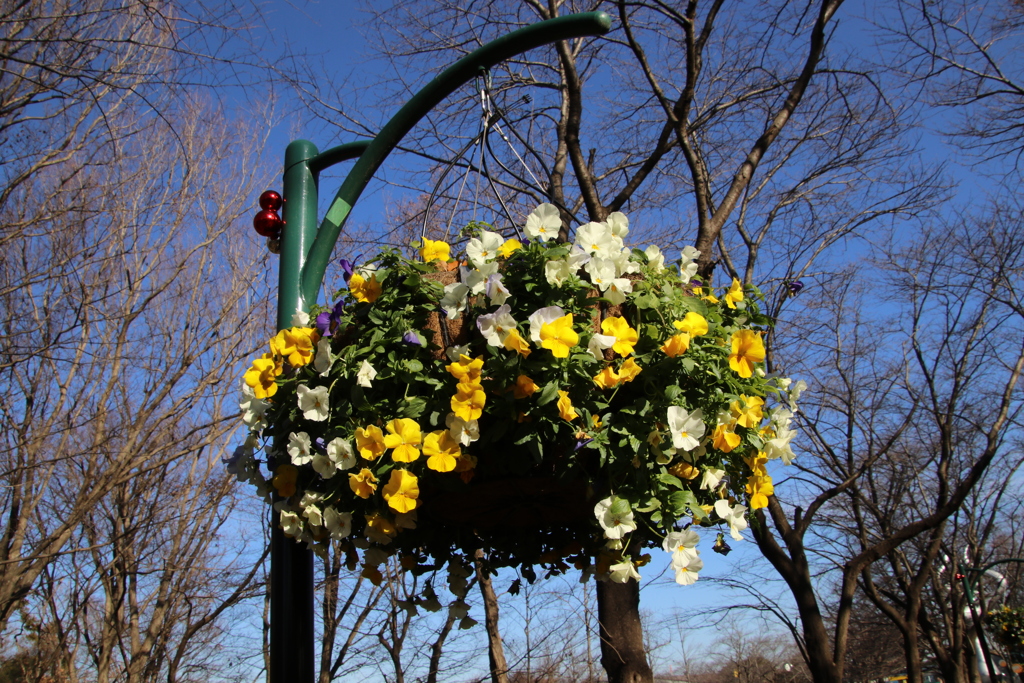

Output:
xmin=277 ymin=140 xmax=372 ymax=329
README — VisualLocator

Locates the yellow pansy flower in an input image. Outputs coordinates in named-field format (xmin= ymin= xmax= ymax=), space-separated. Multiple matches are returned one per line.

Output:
xmin=712 ymin=423 xmax=741 ymax=452
xmin=365 ymin=513 xmax=397 ymax=542
xmin=601 ymin=316 xmax=638 ymax=356
xmin=420 ymin=238 xmax=451 ymax=262
xmin=728 ymin=330 xmax=765 ymax=378
xmin=661 ymin=333 xmax=691 ymax=358
xmin=746 ymin=472 xmax=774 ymax=509
xmin=618 ymin=358 xmax=642 ymax=382
xmin=669 ymin=461 xmax=700 ymax=480
xmin=512 ymin=375 xmax=538 ymax=399
xmin=382 ymin=469 xmax=420 ymax=513
xmin=271 ymin=464 xmax=298 ymax=497
xmin=423 ymin=430 xmax=461 ymax=472
xmin=557 ymin=390 xmax=578 ymax=421
xmin=245 ymin=353 xmax=281 ymax=398
xmin=451 ymin=384 xmax=485 ymax=421
xmin=724 ymin=278 xmax=744 ymax=309
xmin=446 ymin=355 xmax=484 ymax=382
xmin=498 ymin=238 xmax=523 ymax=258
xmin=349 ymin=272 xmax=382 ymax=303
xmin=540 ymin=314 xmax=579 ymax=358
xmin=730 ymin=395 xmax=765 ymax=429
xmin=692 ymin=286 xmax=719 ymax=304
xmin=673 ymin=312 xmax=709 ymax=337
xmin=270 ymin=327 xmax=319 ymax=367
xmin=383 ymin=418 xmax=422 ymax=462
xmin=349 ymin=468 xmax=378 ymax=498
xmin=593 ymin=366 xmax=621 ymax=390
xmin=502 ymin=328 xmax=532 ymax=356
xmin=355 ymin=425 xmax=387 ymax=460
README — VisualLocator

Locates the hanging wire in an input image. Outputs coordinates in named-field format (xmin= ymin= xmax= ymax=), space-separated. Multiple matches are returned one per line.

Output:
xmin=420 ymin=68 xmax=584 ymax=242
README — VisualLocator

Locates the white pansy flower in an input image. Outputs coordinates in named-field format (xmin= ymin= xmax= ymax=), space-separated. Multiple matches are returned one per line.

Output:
xmin=606 ymin=211 xmax=629 ymax=239
xmin=587 ymin=333 xmax=616 ymax=359
xmin=787 ymin=380 xmax=808 ymax=412
xmin=585 ymin=258 xmax=617 ymax=291
xmin=567 ymin=243 xmax=592 ymax=272
xmin=545 ymin=259 xmax=572 ymax=286
xmin=311 ymin=453 xmax=337 ymax=479
xmin=440 ymin=282 xmax=471 ymax=319
xmin=525 ymin=203 xmax=561 ymax=241
xmin=446 ymin=413 xmax=480 ymax=446
xmin=324 ymin=508 xmax=352 ymax=539
xmin=327 ymin=437 xmax=356 ymax=470
xmin=700 ymin=467 xmax=726 ymax=490
xmin=303 ymin=504 xmax=323 ymax=527
xmin=446 ymin=343 xmax=472 ymax=362
xmin=240 ymin=392 xmax=269 ymax=430
xmin=279 ymin=510 xmax=303 ymax=538
xmin=466 ymin=230 xmax=503 ymax=267
xmin=764 ymin=424 xmax=797 ymax=465
xmin=662 ymin=528 xmax=700 ymax=554
xmin=666 ymin=407 xmax=706 ymax=451
xmin=528 ymin=305 xmax=566 ymax=344
xmin=356 ymin=360 xmax=377 ymax=387
xmin=287 ymin=431 xmax=313 ymax=465
xmin=604 ymin=277 xmax=632 ymax=305
xmin=680 ymin=246 xmax=700 ymax=283
xmin=314 ymin=337 xmax=336 ymax=376
xmin=714 ymin=500 xmax=749 ymax=541
xmin=485 ymin=273 xmax=510 ymax=306
xmin=290 ymin=311 xmax=310 ymax=327
xmin=460 ymin=261 xmax=499 ymax=295
xmin=594 ymin=496 xmax=637 ymax=540
xmin=476 ymin=304 xmax=518 ymax=347
xmin=296 ymin=385 xmax=329 ymax=421
xmin=671 ymin=552 xmax=703 ymax=585
xmin=576 ymin=221 xmax=616 ymax=259
xmin=611 ymin=251 xmax=639 ymax=278
xmin=644 ymin=245 xmax=665 ymax=272
xmin=609 ymin=559 xmax=641 ymax=583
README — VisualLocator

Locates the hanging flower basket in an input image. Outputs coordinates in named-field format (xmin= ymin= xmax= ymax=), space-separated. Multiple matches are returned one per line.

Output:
xmin=232 ymin=204 xmax=806 ymax=595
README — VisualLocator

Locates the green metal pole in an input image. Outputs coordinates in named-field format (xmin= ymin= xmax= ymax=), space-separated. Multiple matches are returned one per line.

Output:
xmin=271 ymin=139 xmax=319 ymax=683
xmin=298 ymin=11 xmax=612 ymax=306
xmin=272 ymin=139 xmax=369 ymax=683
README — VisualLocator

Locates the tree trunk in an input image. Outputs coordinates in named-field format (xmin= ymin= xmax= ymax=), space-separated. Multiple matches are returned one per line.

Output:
xmin=595 ymin=579 xmax=653 ymax=683
xmin=474 ymin=549 xmax=510 ymax=683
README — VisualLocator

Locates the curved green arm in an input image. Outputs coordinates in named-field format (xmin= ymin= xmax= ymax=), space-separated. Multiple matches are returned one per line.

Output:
xmin=299 ymin=11 xmax=613 ymax=305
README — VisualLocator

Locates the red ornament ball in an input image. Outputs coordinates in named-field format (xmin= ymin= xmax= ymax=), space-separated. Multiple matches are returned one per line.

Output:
xmin=259 ymin=190 xmax=283 ymax=211
xmin=253 ymin=209 xmax=283 ymax=237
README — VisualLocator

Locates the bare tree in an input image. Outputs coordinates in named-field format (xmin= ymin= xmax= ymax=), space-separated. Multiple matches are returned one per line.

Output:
xmin=0 ymin=95 xmax=275 ymax=657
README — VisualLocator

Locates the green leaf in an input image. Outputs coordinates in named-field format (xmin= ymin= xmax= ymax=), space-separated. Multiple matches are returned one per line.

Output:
xmin=633 ymin=293 xmax=659 ymax=309
xmin=658 ymin=473 xmax=684 ymax=489
xmin=669 ymin=490 xmax=699 ymax=516
xmin=406 ymin=359 xmax=424 ymax=373
xmin=609 ymin=497 xmax=631 ymax=517
xmin=537 ymin=381 xmax=559 ymax=406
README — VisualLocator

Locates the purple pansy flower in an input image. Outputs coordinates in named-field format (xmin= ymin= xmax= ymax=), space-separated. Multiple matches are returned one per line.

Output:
xmin=402 ymin=330 xmax=424 ymax=347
